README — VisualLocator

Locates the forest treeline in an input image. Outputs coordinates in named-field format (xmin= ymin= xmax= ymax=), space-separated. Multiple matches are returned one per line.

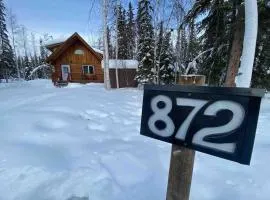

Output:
xmin=0 ymin=0 xmax=269 ymax=89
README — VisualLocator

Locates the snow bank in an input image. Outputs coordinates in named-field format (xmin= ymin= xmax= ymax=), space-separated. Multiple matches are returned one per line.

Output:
xmin=0 ymin=80 xmax=269 ymax=200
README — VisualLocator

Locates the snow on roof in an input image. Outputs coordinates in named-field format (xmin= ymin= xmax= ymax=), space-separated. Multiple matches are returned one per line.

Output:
xmin=102 ymin=60 xmax=139 ymax=69
xmin=44 ymin=37 xmax=103 ymax=55
xmin=92 ymin=48 xmax=103 ymax=54
xmin=44 ymin=38 xmax=67 ymax=46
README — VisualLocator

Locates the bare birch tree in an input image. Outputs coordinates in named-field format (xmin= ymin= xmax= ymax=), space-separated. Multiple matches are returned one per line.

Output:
xmin=115 ymin=0 xmax=120 ymax=88
xmin=236 ymin=0 xmax=258 ymax=87
xmin=103 ymin=0 xmax=111 ymax=89
xmin=8 ymin=9 xmax=20 ymax=79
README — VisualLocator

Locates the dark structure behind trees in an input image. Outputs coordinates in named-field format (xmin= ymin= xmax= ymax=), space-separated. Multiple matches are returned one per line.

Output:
xmin=109 ymin=68 xmax=137 ymax=88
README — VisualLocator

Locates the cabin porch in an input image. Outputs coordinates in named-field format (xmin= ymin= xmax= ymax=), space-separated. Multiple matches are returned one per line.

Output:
xmin=51 ymin=63 xmax=104 ymax=85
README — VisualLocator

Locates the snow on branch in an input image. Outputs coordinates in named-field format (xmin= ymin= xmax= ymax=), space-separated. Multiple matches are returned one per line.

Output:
xmin=185 ymin=48 xmax=214 ymax=75
xmin=28 ymin=64 xmax=50 ymax=79
xmin=181 ymin=0 xmax=212 ymax=27
xmin=193 ymin=48 xmax=214 ymax=62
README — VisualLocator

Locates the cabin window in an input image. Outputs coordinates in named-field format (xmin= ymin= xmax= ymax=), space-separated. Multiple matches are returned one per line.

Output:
xmin=74 ymin=49 xmax=84 ymax=55
xmin=82 ymin=65 xmax=94 ymax=74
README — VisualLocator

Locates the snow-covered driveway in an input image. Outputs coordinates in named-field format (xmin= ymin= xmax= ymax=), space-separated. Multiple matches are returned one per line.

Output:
xmin=0 ymin=80 xmax=269 ymax=200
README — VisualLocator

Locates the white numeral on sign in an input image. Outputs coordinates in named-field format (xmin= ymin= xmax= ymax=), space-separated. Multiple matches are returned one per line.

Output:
xmin=175 ymin=98 xmax=208 ymax=140
xmin=192 ymin=101 xmax=245 ymax=153
xmin=148 ymin=95 xmax=175 ymax=137
xmin=148 ymin=96 xmax=246 ymax=153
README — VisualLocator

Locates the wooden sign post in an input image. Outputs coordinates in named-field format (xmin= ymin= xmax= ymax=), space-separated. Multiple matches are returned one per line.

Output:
xmin=140 ymin=75 xmax=264 ymax=200
xmin=166 ymin=75 xmax=205 ymax=200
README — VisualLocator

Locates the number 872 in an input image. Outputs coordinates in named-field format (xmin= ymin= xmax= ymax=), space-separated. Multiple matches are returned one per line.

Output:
xmin=148 ymin=95 xmax=245 ymax=153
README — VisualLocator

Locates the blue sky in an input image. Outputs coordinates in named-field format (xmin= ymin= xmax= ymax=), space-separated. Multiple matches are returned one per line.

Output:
xmin=5 ymin=0 xmax=137 ymax=45
xmin=5 ymin=0 xmax=107 ymax=44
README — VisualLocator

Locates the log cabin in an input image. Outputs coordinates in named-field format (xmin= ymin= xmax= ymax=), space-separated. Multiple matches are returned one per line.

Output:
xmin=46 ymin=32 xmax=104 ymax=84
xmin=46 ymin=32 xmax=139 ymax=88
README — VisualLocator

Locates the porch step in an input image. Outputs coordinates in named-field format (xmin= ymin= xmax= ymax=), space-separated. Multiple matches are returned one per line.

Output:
xmin=55 ymin=81 xmax=69 ymax=87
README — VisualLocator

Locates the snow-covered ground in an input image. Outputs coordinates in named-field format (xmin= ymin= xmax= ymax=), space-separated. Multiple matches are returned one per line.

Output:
xmin=0 ymin=80 xmax=269 ymax=200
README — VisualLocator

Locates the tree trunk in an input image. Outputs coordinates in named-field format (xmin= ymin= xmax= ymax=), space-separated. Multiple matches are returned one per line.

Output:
xmin=236 ymin=0 xmax=258 ymax=87
xmin=9 ymin=11 xmax=21 ymax=79
xmin=5 ymin=69 xmax=9 ymax=83
xmin=115 ymin=1 xmax=120 ymax=88
xmin=225 ymin=3 xmax=244 ymax=87
xmin=103 ymin=0 xmax=111 ymax=89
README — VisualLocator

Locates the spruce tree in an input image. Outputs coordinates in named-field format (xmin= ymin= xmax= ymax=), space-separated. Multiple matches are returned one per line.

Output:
xmin=185 ymin=0 xmax=233 ymax=85
xmin=107 ymin=26 xmax=114 ymax=58
xmin=126 ymin=2 xmax=135 ymax=59
xmin=155 ymin=21 xmax=164 ymax=83
xmin=30 ymin=55 xmax=41 ymax=79
xmin=136 ymin=0 xmax=155 ymax=83
xmin=117 ymin=5 xmax=128 ymax=59
xmin=159 ymin=30 xmax=175 ymax=84
xmin=39 ymin=38 xmax=47 ymax=64
xmin=175 ymin=27 xmax=188 ymax=74
xmin=0 ymin=0 xmax=15 ymax=82
xmin=252 ymin=0 xmax=270 ymax=89
xmin=156 ymin=21 xmax=164 ymax=65
xmin=39 ymin=39 xmax=51 ymax=79
xmin=24 ymin=55 xmax=32 ymax=80
xmin=17 ymin=55 xmax=23 ymax=78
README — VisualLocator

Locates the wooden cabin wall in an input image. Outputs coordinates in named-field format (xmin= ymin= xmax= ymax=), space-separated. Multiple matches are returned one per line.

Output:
xmin=52 ymin=40 xmax=104 ymax=83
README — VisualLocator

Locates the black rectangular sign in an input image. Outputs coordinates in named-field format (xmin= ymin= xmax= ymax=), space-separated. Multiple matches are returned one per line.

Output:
xmin=140 ymin=84 xmax=265 ymax=165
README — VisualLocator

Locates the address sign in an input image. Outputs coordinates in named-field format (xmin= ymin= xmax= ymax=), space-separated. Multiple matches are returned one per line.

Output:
xmin=140 ymin=84 xmax=265 ymax=165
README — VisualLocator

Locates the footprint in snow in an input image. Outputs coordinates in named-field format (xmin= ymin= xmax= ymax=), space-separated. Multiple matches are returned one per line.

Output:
xmin=87 ymin=123 xmax=108 ymax=132
xmin=35 ymin=118 xmax=68 ymax=131
xmin=80 ymin=110 xmax=109 ymax=121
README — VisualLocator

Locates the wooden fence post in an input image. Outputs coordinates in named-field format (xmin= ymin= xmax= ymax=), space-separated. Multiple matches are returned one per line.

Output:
xmin=166 ymin=75 xmax=206 ymax=200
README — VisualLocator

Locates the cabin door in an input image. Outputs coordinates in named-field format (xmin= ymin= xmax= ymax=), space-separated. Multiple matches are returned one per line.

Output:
xmin=61 ymin=65 xmax=70 ymax=81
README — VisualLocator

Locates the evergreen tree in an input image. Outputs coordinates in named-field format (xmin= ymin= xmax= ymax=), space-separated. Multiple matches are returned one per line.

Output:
xmin=17 ymin=55 xmax=23 ymax=78
xmin=187 ymin=20 xmax=199 ymax=62
xmin=23 ymin=55 xmax=32 ymax=80
xmin=30 ymin=55 xmax=41 ymax=79
xmin=39 ymin=39 xmax=51 ymax=79
xmin=175 ymin=27 xmax=188 ymax=74
xmin=95 ymin=37 xmax=103 ymax=51
xmin=156 ymin=21 xmax=164 ymax=66
xmin=185 ymin=0 xmax=233 ymax=85
xmin=136 ymin=0 xmax=155 ymax=83
xmin=159 ymin=30 xmax=175 ymax=84
xmin=8 ymin=9 xmax=20 ymax=79
xmin=107 ymin=26 xmax=114 ymax=58
xmin=182 ymin=0 xmax=269 ymax=88
xmin=126 ymin=2 xmax=136 ymax=59
xmin=0 ymin=0 xmax=15 ymax=82
xmin=155 ymin=21 xmax=164 ymax=83
xmin=117 ymin=5 xmax=128 ymax=59
xmin=30 ymin=33 xmax=41 ymax=78
xmin=39 ymin=38 xmax=47 ymax=64
xmin=252 ymin=0 xmax=270 ymax=89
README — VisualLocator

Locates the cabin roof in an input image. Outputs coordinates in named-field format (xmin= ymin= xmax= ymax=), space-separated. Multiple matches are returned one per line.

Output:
xmin=45 ymin=38 xmax=66 ymax=47
xmin=46 ymin=32 xmax=103 ymax=63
